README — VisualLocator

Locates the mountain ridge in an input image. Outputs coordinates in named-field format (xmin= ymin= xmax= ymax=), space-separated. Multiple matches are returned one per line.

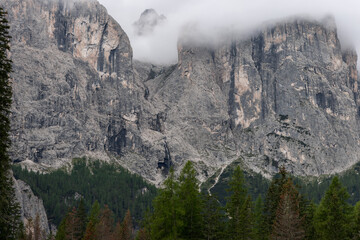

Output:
xmin=2 ymin=0 xmax=360 ymax=185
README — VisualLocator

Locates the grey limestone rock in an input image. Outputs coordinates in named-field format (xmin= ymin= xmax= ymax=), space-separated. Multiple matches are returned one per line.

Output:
xmin=2 ymin=0 xmax=360 ymax=186
xmin=14 ymin=178 xmax=50 ymax=234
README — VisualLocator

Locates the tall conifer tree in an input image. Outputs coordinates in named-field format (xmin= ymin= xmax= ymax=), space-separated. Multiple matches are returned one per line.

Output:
xmin=314 ymin=176 xmax=353 ymax=240
xmin=271 ymin=179 xmax=305 ymax=240
xmin=201 ymin=194 xmax=225 ymax=240
xmin=263 ymin=166 xmax=289 ymax=238
xmin=151 ymin=168 xmax=182 ymax=239
xmin=0 ymin=7 xmax=22 ymax=239
xmin=226 ymin=166 xmax=253 ymax=240
xmin=178 ymin=161 xmax=203 ymax=239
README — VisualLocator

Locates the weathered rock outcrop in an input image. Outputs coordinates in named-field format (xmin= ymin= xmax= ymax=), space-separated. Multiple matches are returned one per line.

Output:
xmin=14 ymin=178 xmax=50 ymax=234
xmin=137 ymin=17 xmax=360 ymax=179
xmin=2 ymin=0 xmax=360 ymax=186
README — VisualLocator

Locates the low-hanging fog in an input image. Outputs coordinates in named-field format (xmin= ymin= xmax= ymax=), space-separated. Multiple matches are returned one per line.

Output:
xmin=98 ymin=0 xmax=360 ymax=67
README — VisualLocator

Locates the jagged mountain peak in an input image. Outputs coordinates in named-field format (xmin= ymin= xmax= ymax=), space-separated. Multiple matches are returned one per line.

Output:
xmin=133 ymin=8 xmax=166 ymax=36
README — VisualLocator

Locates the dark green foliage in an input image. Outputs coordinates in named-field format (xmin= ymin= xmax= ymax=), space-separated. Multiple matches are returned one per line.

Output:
xmin=178 ymin=161 xmax=204 ymax=239
xmin=314 ymin=176 xmax=353 ymax=240
xmin=150 ymin=168 xmax=182 ymax=239
xmin=201 ymin=194 xmax=225 ymax=240
xmin=353 ymin=201 xmax=360 ymax=240
xmin=226 ymin=166 xmax=254 ymax=240
xmin=82 ymin=201 xmax=100 ymax=240
xmin=0 ymin=7 xmax=23 ymax=239
xmin=263 ymin=166 xmax=289 ymax=238
xmin=303 ymin=201 xmax=316 ymax=240
xmin=253 ymin=196 xmax=266 ymax=240
xmin=76 ymin=199 xmax=87 ymax=238
xmin=12 ymin=158 xmax=157 ymax=226
xmin=207 ymin=161 xmax=360 ymax=208
xmin=206 ymin=163 xmax=270 ymax=205
xmin=293 ymin=162 xmax=360 ymax=205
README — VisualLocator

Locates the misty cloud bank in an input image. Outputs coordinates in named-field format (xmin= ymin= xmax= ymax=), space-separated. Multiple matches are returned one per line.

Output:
xmin=99 ymin=0 xmax=360 ymax=67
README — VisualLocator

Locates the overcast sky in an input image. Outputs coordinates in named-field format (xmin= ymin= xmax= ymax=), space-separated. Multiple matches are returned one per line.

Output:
xmin=98 ymin=0 xmax=360 ymax=67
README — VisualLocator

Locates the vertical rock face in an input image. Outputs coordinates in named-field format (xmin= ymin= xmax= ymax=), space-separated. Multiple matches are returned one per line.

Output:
xmin=170 ymin=18 xmax=360 ymax=177
xmin=2 ymin=0 xmax=360 ymax=185
xmin=14 ymin=179 xmax=50 ymax=234
xmin=4 ymin=0 xmax=139 ymax=167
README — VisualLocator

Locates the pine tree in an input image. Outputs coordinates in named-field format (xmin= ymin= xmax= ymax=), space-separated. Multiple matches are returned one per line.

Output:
xmin=0 ymin=7 xmax=22 ymax=239
xmin=271 ymin=179 xmax=305 ymax=240
xmin=82 ymin=201 xmax=100 ymax=240
xmin=120 ymin=209 xmax=133 ymax=240
xmin=263 ymin=166 xmax=289 ymax=238
xmin=303 ymin=201 xmax=316 ymax=240
xmin=226 ymin=166 xmax=253 ymax=240
xmin=201 ymin=193 xmax=225 ymax=240
xmin=314 ymin=176 xmax=353 ymax=240
xmin=136 ymin=209 xmax=151 ymax=240
xmin=94 ymin=205 xmax=114 ymax=240
xmin=151 ymin=168 xmax=183 ymax=240
xmin=55 ymin=216 xmax=66 ymax=240
xmin=178 ymin=161 xmax=203 ymax=239
xmin=353 ymin=201 xmax=360 ymax=240
xmin=65 ymin=207 xmax=83 ymax=240
xmin=253 ymin=196 xmax=266 ymax=240
xmin=76 ymin=199 xmax=87 ymax=238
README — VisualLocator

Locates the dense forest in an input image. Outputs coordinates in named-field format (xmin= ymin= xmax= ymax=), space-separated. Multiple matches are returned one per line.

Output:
xmin=12 ymin=158 xmax=157 ymax=226
xmin=14 ymin=158 xmax=360 ymax=239
xmin=29 ymin=161 xmax=360 ymax=240
xmin=207 ymin=159 xmax=360 ymax=205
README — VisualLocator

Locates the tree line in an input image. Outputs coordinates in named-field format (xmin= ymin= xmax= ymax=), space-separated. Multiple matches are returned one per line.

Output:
xmin=44 ymin=161 xmax=360 ymax=240
xmin=142 ymin=162 xmax=360 ymax=240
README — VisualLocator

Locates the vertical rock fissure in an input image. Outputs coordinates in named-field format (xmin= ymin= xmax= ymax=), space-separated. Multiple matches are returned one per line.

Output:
xmin=97 ymin=21 xmax=108 ymax=72
xmin=228 ymin=41 xmax=237 ymax=129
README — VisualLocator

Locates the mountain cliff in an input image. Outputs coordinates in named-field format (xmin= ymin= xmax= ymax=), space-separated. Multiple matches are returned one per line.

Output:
xmin=2 ymin=0 xmax=360 ymax=185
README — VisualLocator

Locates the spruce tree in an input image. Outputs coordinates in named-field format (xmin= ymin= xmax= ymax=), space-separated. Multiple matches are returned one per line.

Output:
xmin=76 ymin=199 xmax=87 ymax=238
xmin=95 ymin=205 xmax=114 ymax=240
xmin=303 ymin=201 xmax=316 ymax=240
xmin=82 ymin=201 xmax=100 ymax=240
xmin=263 ymin=166 xmax=289 ymax=238
xmin=136 ymin=209 xmax=151 ymax=240
xmin=120 ymin=209 xmax=133 ymax=240
xmin=151 ymin=168 xmax=182 ymax=240
xmin=55 ymin=215 xmax=67 ymax=240
xmin=178 ymin=161 xmax=203 ymax=239
xmin=314 ymin=176 xmax=353 ymax=240
xmin=226 ymin=166 xmax=253 ymax=240
xmin=271 ymin=179 xmax=305 ymax=240
xmin=65 ymin=207 xmax=83 ymax=240
xmin=0 ymin=7 xmax=22 ymax=240
xmin=353 ymin=201 xmax=360 ymax=240
xmin=201 ymin=194 xmax=225 ymax=240
xmin=253 ymin=196 xmax=266 ymax=240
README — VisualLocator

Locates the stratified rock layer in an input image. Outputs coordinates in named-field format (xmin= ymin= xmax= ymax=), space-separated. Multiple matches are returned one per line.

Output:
xmin=2 ymin=0 xmax=360 ymax=184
